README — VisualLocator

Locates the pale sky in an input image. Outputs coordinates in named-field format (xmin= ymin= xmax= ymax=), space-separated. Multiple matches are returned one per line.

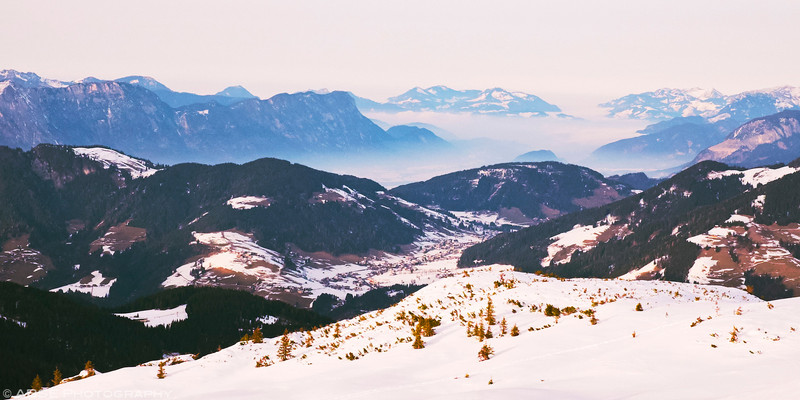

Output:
xmin=2 ymin=0 xmax=798 ymax=105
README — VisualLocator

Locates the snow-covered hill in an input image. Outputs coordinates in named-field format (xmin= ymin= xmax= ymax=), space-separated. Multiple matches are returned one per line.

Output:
xmin=28 ymin=267 xmax=799 ymax=399
xmin=72 ymin=147 xmax=159 ymax=179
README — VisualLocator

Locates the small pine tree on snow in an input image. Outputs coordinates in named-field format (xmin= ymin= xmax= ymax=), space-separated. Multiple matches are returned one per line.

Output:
xmin=477 ymin=322 xmax=486 ymax=341
xmin=305 ymin=330 xmax=314 ymax=348
xmin=412 ymin=328 xmax=425 ymax=349
xmin=32 ymin=375 xmax=42 ymax=392
xmin=510 ymin=324 xmax=520 ymax=337
xmin=333 ymin=323 xmax=341 ymax=339
xmin=635 ymin=303 xmax=644 ymax=312
xmin=240 ymin=333 xmax=250 ymax=343
xmin=156 ymin=361 xmax=166 ymax=379
xmin=422 ymin=319 xmax=435 ymax=337
xmin=466 ymin=321 xmax=473 ymax=337
xmin=51 ymin=367 xmax=62 ymax=386
xmin=478 ymin=344 xmax=494 ymax=361
xmin=500 ymin=317 xmax=507 ymax=336
xmin=277 ymin=329 xmax=293 ymax=361
xmin=84 ymin=361 xmax=95 ymax=377
xmin=486 ymin=297 xmax=496 ymax=325
xmin=252 ymin=327 xmax=264 ymax=343
xmin=544 ymin=304 xmax=561 ymax=317
xmin=484 ymin=326 xmax=493 ymax=339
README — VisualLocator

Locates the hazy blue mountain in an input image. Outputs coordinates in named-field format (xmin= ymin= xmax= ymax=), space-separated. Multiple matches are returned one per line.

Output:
xmin=215 ymin=85 xmax=257 ymax=99
xmin=513 ymin=149 xmax=559 ymax=162
xmin=384 ymin=125 xmax=452 ymax=150
xmin=588 ymin=120 xmax=730 ymax=170
xmin=0 ymin=71 xmax=449 ymax=165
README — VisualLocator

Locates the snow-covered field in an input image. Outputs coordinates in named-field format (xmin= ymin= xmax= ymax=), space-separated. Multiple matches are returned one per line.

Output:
xmin=51 ymin=271 xmax=117 ymax=297
xmin=115 ymin=305 xmax=189 ymax=327
xmin=30 ymin=267 xmax=800 ymax=400
xmin=72 ymin=147 xmax=159 ymax=179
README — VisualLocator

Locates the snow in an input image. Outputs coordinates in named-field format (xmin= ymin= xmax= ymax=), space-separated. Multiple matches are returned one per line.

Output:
xmin=51 ymin=271 xmax=117 ymax=298
xmin=687 ymin=257 xmax=718 ymax=285
xmin=687 ymin=227 xmax=739 ymax=248
xmin=257 ymin=315 xmax=278 ymax=325
xmin=33 ymin=268 xmax=800 ymax=400
xmin=73 ymin=147 xmax=159 ymax=179
xmin=115 ymin=305 xmax=188 ymax=327
xmin=618 ymin=259 xmax=661 ymax=280
xmin=450 ymin=211 xmax=525 ymax=228
xmin=0 ymin=313 xmax=26 ymax=328
xmin=707 ymin=166 xmax=798 ymax=188
xmin=162 ymin=231 xmax=284 ymax=288
xmin=226 ymin=196 xmax=271 ymax=210
xmin=753 ymin=194 xmax=766 ymax=210
xmin=541 ymin=224 xmax=611 ymax=266
xmin=726 ymin=214 xmax=753 ymax=224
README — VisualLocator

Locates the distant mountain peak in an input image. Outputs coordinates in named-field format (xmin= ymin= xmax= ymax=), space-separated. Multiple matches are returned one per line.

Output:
xmin=361 ymin=86 xmax=561 ymax=116
xmin=215 ymin=85 xmax=257 ymax=99
xmin=0 ymin=69 xmax=71 ymax=88
xmin=115 ymin=75 xmax=172 ymax=92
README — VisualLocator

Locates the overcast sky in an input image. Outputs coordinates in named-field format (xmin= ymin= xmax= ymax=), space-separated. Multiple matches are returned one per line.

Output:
xmin=3 ymin=0 xmax=798 ymax=105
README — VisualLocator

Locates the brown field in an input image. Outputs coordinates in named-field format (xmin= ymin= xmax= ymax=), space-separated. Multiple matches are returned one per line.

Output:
xmin=0 ymin=235 xmax=54 ymax=285
xmin=89 ymin=220 xmax=147 ymax=254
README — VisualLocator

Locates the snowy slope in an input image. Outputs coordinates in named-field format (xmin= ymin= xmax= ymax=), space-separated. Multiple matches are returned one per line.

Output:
xmin=72 ymin=147 xmax=158 ymax=179
xmin=30 ymin=268 xmax=800 ymax=400
xmin=115 ymin=305 xmax=188 ymax=327
xmin=51 ymin=271 xmax=117 ymax=298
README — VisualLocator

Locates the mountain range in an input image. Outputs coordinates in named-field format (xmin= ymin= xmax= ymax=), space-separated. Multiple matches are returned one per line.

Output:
xmin=601 ymin=86 xmax=800 ymax=123
xmin=352 ymin=86 xmax=564 ymax=117
xmin=0 ymin=70 xmax=448 ymax=165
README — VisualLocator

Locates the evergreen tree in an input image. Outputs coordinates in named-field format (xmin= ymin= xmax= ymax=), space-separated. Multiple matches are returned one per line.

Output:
xmin=277 ymin=329 xmax=293 ymax=361
xmin=500 ymin=317 xmax=508 ymax=336
xmin=32 ymin=375 xmax=42 ymax=392
xmin=478 ymin=344 xmax=494 ymax=361
xmin=477 ymin=322 xmax=486 ymax=341
xmin=635 ymin=303 xmax=644 ymax=312
xmin=252 ymin=327 xmax=263 ymax=343
xmin=412 ymin=326 xmax=424 ymax=349
xmin=84 ymin=361 xmax=95 ymax=377
xmin=156 ymin=361 xmax=166 ymax=379
xmin=486 ymin=297 xmax=496 ymax=325
xmin=305 ymin=330 xmax=314 ymax=348
xmin=333 ymin=323 xmax=341 ymax=339
xmin=51 ymin=367 xmax=62 ymax=386
xmin=421 ymin=319 xmax=435 ymax=337
xmin=510 ymin=324 xmax=520 ymax=337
